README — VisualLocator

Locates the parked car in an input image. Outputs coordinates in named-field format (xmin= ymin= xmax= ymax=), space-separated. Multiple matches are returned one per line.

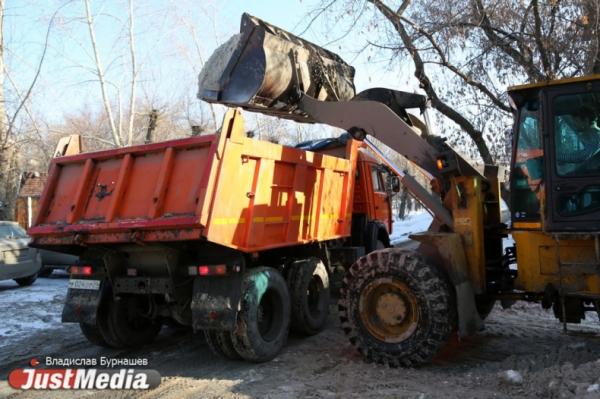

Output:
xmin=39 ymin=249 xmax=78 ymax=277
xmin=0 ymin=221 xmax=41 ymax=286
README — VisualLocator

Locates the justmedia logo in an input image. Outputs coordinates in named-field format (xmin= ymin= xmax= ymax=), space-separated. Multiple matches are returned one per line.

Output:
xmin=8 ymin=368 xmax=161 ymax=390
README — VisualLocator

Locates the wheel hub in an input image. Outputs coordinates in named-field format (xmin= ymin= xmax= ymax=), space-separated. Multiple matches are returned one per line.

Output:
xmin=375 ymin=293 xmax=407 ymax=326
xmin=359 ymin=277 xmax=419 ymax=343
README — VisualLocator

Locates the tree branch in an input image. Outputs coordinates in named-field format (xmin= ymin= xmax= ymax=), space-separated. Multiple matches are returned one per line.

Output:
xmin=127 ymin=0 xmax=137 ymax=146
xmin=531 ymin=0 xmax=552 ymax=77
xmin=400 ymin=15 xmax=511 ymax=113
xmin=2 ymin=5 xmax=61 ymax=149
xmin=367 ymin=0 xmax=494 ymax=163
xmin=84 ymin=0 xmax=122 ymax=147
xmin=471 ymin=0 xmax=546 ymax=81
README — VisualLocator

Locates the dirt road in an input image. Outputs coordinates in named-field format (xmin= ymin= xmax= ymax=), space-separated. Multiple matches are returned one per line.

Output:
xmin=2 ymin=273 xmax=600 ymax=398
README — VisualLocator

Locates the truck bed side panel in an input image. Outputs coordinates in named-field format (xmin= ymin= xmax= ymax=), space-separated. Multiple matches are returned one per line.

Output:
xmin=205 ymin=131 xmax=359 ymax=252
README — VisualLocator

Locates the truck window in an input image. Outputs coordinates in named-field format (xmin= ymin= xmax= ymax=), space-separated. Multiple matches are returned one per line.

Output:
xmin=553 ymin=92 xmax=600 ymax=215
xmin=511 ymin=99 xmax=542 ymax=220
xmin=371 ymin=166 xmax=385 ymax=192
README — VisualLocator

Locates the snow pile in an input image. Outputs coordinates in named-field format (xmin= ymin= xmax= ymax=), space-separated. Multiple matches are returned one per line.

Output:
xmin=198 ymin=34 xmax=241 ymax=96
xmin=499 ymin=369 xmax=523 ymax=385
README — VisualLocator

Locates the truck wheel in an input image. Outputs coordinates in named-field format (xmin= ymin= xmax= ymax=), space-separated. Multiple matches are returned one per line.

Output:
xmin=14 ymin=273 xmax=38 ymax=287
xmin=204 ymin=330 xmax=241 ymax=360
xmin=364 ymin=222 xmax=380 ymax=253
xmin=106 ymin=295 xmax=162 ymax=348
xmin=232 ymin=267 xmax=290 ymax=362
xmin=288 ymin=258 xmax=330 ymax=335
xmin=79 ymin=322 xmax=110 ymax=347
xmin=338 ymin=248 xmax=455 ymax=367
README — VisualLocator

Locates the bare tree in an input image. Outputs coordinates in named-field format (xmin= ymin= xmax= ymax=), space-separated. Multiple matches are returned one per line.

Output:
xmin=83 ymin=0 xmax=121 ymax=147
xmin=127 ymin=0 xmax=137 ymax=146
xmin=0 ymin=1 xmax=59 ymax=219
xmin=309 ymin=0 xmax=600 ymax=164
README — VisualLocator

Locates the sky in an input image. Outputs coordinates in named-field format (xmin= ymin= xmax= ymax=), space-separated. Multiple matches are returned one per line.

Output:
xmin=3 ymin=0 xmax=420 ymax=131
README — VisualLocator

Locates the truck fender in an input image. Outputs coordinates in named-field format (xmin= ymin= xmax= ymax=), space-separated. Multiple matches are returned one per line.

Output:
xmin=62 ymin=279 xmax=107 ymax=324
xmin=191 ymin=273 xmax=243 ymax=331
xmin=411 ymin=232 xmax=483 ymax=337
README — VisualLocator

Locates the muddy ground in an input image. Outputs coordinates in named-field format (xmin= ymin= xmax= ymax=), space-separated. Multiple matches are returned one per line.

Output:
xmin=2 ymin=273 xmax=600 ymax=398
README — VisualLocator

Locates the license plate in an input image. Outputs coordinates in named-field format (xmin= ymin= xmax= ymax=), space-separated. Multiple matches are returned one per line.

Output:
xmin=68 ymin=279 xmax=101 ymax=290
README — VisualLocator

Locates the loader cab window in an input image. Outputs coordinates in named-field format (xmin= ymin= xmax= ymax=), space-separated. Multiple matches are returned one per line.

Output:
xmin=552 ymin=92 xmax=600 ymax=216
xmin=554 ymin=94 xmax=600 ymax=176
xmin=511 ymin=99 xmax=542 ymax=220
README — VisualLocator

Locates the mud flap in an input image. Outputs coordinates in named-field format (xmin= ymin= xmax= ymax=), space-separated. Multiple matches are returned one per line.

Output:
xmin=410 ymin=232 xmax=483 ymax=337
xmin=62 ymin=280 xmax=105 ymax=324
xmin=191 ymin=275 xmax=242 ymax=331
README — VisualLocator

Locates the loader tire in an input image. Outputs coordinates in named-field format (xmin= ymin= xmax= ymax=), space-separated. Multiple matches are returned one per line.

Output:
xmin=288 ymin=258 xmax=330 ymax=335
xmin=338 ymin=248 xmax=455 ymax=367
xmin=106 ymin=295 xmax=162 ymax=348
xmin=231 ymin=267 xmax=290 ymax=362
xmin=204 ymin=330 xmax=241 ymax=360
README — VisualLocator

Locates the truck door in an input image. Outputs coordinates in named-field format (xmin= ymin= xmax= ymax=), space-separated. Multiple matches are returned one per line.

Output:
xmin=368 ymin=163 xmax=392 ymax=231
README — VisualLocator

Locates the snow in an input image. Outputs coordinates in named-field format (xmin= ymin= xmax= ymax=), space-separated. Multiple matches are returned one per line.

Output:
xmin=0 ymin=273 xmax=68 ymax=350
xmin=389 ymin=211 xmax=432 ymax=245
xmin=499 ymin=369 xmax=524 ymax=385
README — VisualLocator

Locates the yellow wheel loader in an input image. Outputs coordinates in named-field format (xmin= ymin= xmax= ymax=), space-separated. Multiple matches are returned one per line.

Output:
xmin=199 ymin=13 xmax=600 ymax=366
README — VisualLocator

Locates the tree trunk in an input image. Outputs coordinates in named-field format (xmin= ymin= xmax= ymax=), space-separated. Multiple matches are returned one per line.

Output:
xmin=0 ymin=0 xmax=13 ymax=220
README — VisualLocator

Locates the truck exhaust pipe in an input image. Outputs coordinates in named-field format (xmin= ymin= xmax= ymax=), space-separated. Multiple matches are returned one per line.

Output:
xmin=197 ymin=13 xmax=356 ymax=122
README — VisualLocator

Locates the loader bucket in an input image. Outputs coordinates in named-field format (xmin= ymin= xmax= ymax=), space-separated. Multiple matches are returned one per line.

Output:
xmin=198 ymin=13 xmax=355 ymax=122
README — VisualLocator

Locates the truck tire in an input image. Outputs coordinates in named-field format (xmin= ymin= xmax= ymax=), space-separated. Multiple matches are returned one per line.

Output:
xmin=106 ymin=295 xmax=162 ymax=348
xmin=288 ymin=258 xmax=330 ymax=335
xmin=204 ymin=330 xmax=241 ymax=360
xmin=338 ymin=248 xmax=455 ymax=367
xmin=231 ymin=267 xmax=290 ymax=362
xmin=79 ymin=322 xmax=110 ymax=347
xmin=364 ymin=222 xmax=380 ymax=254
xmin=77 ymin=283 xmax=125 ymax=348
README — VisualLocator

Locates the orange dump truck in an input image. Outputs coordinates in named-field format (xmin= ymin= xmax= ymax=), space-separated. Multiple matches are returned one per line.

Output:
xmin=29 ymin=109 xmax=400 ymax=361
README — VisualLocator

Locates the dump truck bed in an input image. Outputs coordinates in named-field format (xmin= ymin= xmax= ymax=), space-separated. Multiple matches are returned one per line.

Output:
xmin=29 ymin=110 xmax=359 ymax=252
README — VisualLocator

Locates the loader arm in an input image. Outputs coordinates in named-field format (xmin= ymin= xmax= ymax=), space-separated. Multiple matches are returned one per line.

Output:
xmin=362 ymin=137 xmax=453 ymax=228
xmin=297 ymin=93 xmax=483 ymax=229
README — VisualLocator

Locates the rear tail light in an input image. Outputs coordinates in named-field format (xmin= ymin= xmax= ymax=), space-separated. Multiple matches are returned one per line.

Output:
xmin=188 ymin=264 xmax=228 ymax=276
xmin=71 ymin=265 xmax=93 ymax=276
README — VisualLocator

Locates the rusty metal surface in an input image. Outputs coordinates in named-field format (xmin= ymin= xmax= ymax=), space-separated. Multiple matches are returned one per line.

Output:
xmin=359 ymin=277 xmax=420 ymax=343
xmin=198 ymin=13 xmax=355 ymax=122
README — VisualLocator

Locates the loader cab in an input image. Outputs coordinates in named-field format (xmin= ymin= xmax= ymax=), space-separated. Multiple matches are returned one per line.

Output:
xmin=509 ymin=75 xmax=600 ymax=231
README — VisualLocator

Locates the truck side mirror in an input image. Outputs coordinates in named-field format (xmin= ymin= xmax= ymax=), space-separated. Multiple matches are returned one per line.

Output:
xmin=389 ymin=175 xmax=401 ymax=193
